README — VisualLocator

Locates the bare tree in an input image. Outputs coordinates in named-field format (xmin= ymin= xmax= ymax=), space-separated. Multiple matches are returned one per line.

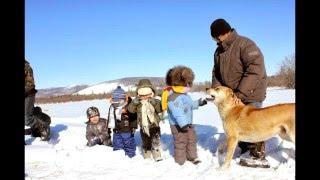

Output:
xmin=277 ymin=53 xmax=295 ymax=88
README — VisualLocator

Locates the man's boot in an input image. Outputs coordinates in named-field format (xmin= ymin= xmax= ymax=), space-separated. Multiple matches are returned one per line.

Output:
xmin=238 ymin=141 xmax=252 ymax=155
xmin=239 ymin=142 xmax=270 ymax=168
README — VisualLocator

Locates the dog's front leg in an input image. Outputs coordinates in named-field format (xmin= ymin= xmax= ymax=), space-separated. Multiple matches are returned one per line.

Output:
xmin=220 ymin=136 xmax=238 ymax=169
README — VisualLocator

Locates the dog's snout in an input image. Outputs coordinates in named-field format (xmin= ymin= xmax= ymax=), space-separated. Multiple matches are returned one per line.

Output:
xmin=205 ymin=95 xmax=215 ymax=101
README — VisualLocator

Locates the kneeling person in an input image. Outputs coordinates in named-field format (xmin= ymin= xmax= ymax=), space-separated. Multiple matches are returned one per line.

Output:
xmin=29 ymin=106 xmax=51 ymax=141
xmin=86 ymin=106 xmax=112 ymax=147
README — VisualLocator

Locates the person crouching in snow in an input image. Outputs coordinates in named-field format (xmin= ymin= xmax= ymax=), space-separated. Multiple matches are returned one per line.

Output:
xmin=128 ymin=79 xmax=163 ymax=162
xmin=29 ymin=106 xmax=51 ymax=141
xmin=161 ymin=66 xmax=208 ymax=165
xmin=108 ymin=86 xmax=138 ymax=158
xmin=85 ymin=106 xmax=112 ymax=147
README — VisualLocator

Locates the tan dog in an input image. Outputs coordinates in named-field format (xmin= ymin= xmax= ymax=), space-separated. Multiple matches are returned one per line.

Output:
xmin=206 ymin=86 xmax=295 ymax=169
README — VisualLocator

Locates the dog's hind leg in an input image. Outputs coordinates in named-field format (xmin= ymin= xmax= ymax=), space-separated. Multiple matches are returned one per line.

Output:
xmin=288 ymin=120 xmax=295 ymax=144
xmin=279 ymin=125 xmax=295 ymax=144
xmin=283 ymin=115 xmax=295 ymax=144
xmin=220 ymin=136 xmax=238 ymax=169
xmin=285 ymin=127 xmax=295 ymax=144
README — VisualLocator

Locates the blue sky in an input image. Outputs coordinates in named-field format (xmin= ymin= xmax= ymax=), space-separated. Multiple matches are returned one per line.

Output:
xmin=26 ymin=0 xmax=295 ymax=89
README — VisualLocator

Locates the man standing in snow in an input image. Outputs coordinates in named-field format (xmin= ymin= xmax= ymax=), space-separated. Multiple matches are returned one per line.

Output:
xmin=210 ymin=19 xmax=269 ymax=168
xmin=25 ymin=60 xmax=38 ymax=127
xmin=25 ymin=60 xmax=50 ymax=141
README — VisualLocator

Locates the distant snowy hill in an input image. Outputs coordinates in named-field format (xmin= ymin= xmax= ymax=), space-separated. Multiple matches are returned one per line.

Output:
xmin=36 ymin=77 xmax=165 ymax=97
xmin=36 ymin=77 xmax=288 ymax=98
xmin=74 ymin=77 xmax=165 ymax=95
xmin=36 ymin=85 xmax=89 ymax=98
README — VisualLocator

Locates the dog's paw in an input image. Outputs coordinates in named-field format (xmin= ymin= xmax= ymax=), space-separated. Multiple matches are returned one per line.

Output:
xmin=216 ymin=166 xmax=228 ymax=171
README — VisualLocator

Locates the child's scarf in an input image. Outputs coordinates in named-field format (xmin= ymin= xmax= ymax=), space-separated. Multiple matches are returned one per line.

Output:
xmin=141 ymin=99 xmax=157 ymax=136
xmin=161 ymin=86 xmax=190 ymax=111
xmin=108 ymin=103 xmax=126 ymax=129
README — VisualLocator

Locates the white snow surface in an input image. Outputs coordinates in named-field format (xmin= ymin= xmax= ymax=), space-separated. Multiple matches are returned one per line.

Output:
xmin=25 ymin=87 xmax=295 ymax=180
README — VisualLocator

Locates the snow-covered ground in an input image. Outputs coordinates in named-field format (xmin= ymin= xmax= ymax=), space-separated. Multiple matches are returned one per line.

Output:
xmin=25 ymin=88 xmax=295 ymax=180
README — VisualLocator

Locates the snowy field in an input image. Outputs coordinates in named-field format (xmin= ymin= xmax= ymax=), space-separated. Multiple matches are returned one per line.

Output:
xmin=25 ymin=87 xmax=295 ymax=180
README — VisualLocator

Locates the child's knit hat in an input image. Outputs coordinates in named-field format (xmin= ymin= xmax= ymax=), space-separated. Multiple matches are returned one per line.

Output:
xmin=112 ymin=86 xmax=126 ymax=102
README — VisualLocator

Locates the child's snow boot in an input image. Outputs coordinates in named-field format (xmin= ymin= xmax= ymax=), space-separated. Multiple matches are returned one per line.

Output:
xmin=151 ymin=147 xmax=163 ymax=162
xmin=143 ymin=150 xmax=152 ymax=159
xmin=189 ymin=158 xmax=201 ymax=165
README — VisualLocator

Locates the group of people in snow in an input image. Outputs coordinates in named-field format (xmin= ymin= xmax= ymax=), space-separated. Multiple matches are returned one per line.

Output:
xmin=85 ymin=67 xmax=207 ymax=164
xmin=25 ymin=18 xmax=269 ymax=168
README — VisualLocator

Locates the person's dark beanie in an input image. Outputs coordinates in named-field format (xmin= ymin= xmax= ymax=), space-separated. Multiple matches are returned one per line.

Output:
xmin=210 ymin=18 xmax=232 ymax=38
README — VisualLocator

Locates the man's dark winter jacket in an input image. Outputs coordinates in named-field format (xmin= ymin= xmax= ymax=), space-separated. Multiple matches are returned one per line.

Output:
xmin=212 ymin=30 xmax=267 ymax=103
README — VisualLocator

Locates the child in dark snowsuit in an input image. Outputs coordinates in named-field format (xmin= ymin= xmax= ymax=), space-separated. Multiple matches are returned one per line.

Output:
xmin=108 ymin=86 xmax=138 ymax=158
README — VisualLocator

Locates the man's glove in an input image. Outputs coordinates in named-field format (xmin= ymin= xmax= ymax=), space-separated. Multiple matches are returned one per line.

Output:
xmin=198 ymin=98 xmax=207 ymax=106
